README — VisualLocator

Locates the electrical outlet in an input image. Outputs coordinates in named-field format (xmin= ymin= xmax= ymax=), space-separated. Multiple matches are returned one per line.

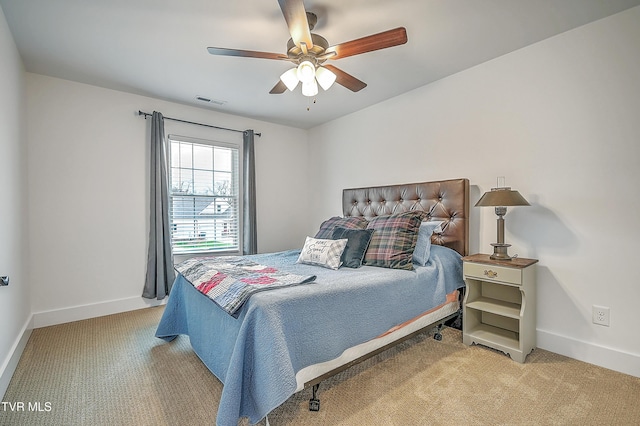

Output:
xmin=592 ymin=305 xmax=610 ymax=326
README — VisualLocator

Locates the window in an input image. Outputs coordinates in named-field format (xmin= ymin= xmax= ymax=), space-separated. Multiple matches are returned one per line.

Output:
xmin=169 ymin=135 xmax=240 ymax=254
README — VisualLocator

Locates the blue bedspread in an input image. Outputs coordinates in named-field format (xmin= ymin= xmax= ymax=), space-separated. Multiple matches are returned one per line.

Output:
xmin=155 ymin=245 xmax=464 ymax=426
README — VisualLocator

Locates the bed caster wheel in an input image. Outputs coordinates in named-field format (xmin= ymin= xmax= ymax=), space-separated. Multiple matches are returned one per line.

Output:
xmin=309 ymin=383 xmax=320 ymax=411
xmin=309 ymin=398 xmax=320 ymax=411
xmin=434 ymin=332 xmax=443 ymax=341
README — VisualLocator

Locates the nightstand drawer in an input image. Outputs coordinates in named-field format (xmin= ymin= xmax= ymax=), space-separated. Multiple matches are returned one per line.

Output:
xmin=463 ymin=262 xmax=522 ymax=285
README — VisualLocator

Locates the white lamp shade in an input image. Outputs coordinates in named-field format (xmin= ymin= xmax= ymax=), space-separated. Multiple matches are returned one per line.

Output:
xmin=280 ymin=68 xmax=299 ymax=91
xmin=296 ymin=61 xmax=316 ymax=84
xmin=301 ymin=80 xmax=318 ymax=97
xmin=315 ymin=66 xmax=336 ymax=91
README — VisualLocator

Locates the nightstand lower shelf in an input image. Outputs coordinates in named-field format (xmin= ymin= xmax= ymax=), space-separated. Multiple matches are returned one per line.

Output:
xmin=463 ymin=323 xmax=519 ymax=353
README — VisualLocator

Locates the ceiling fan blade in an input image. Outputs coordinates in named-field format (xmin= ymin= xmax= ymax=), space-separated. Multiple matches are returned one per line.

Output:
xmin=323 ymin=65 xmax=367 ymax=92
xmin=269 ymin=80 xmax=287 ymax=94
xmin=207 ymin=47 xmax=288 ymax=60
xmin=278 ymin=0 xmax=313 ymax=49
xmin=326 ymin=27 xmax=407 ymax=60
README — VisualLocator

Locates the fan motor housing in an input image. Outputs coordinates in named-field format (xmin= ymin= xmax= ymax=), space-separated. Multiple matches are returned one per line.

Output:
xmin=286 ymin=33 xmax=329 ymax=59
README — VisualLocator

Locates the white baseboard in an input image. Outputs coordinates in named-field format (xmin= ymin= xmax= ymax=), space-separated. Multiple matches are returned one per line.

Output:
xmin=32 ymin=296 xmax=166 ymax=329
xmin=537 ymin=328 xmax=640 ymax=378
xmin=0 ymin=314 xmax=33 ymax=399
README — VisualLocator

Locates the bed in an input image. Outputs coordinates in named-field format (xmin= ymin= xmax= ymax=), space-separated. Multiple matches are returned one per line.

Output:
xmin=156 ymin=178 xmax=469 ymax=425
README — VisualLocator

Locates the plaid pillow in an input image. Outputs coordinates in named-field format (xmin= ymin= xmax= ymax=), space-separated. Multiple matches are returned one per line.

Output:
xmin=314 ymin=216 xmax=369 ymax=239
xmin=363 ymin=211 xmax=428 ymax=270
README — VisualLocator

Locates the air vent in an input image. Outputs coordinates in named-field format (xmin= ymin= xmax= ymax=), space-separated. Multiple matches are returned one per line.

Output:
xmin=196 ymin=96 xmax=227 ymax=106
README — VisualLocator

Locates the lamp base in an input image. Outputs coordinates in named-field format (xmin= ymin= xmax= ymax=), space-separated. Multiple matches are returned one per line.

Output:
xmin=489 ymin=243 xmax=513 ymax=261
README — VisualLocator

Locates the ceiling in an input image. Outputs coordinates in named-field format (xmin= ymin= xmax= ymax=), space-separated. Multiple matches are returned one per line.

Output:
xmin=2 ymin=0 xmax=639 ymax=129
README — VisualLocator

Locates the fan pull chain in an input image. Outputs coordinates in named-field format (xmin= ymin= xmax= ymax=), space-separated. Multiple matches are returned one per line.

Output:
xmin=306 ymin=98 xmax=317 ymax=112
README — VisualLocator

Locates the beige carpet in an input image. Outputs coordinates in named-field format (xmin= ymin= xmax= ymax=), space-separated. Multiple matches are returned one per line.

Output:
xmin=2 ymin=306 xmax=639 ymax=426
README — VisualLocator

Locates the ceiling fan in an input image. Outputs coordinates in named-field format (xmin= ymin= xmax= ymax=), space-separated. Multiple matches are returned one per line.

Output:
xmin=207 ymin=0 xmax=408 ymax=97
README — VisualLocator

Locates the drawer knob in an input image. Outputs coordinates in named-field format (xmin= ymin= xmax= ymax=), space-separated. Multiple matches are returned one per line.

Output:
xmin=484 ymin=269 xmax=498 ymax=278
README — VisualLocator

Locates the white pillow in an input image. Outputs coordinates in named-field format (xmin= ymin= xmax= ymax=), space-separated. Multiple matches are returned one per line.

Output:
xmin=297 ymin=237 xmax=348 ymax=270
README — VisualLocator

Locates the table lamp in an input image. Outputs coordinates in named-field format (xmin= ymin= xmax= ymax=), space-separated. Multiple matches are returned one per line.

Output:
xmin=475 ymin=177 xmax=530 ymax=260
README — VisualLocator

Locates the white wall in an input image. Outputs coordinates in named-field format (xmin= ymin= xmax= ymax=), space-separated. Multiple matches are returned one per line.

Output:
xmin=0 ymin=6 xmax=31 ymax=397
xmin=26 ymin=74 xmax=309 ymax=327
xmin=308 ymin=6 xmax=640 ymax=377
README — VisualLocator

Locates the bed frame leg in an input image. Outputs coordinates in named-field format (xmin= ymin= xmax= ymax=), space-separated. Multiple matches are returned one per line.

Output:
xmin=309 ymin=383 xmax=320 ymax=411
xmin=433 ymin=323 xmax=444 ymax=341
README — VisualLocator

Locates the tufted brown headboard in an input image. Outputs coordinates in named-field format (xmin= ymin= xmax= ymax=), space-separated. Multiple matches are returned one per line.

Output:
xmin=342 ymin=178 xmax=469 ymax=256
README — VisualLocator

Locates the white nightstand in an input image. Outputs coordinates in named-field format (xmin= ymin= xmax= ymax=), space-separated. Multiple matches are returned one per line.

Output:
xmin=462 ymin=254 xmax=538 ymax=363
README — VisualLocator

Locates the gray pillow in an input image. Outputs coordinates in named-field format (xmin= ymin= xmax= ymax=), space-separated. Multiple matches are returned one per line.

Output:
xmin=331 ymin=227 xmax=375 ymax=268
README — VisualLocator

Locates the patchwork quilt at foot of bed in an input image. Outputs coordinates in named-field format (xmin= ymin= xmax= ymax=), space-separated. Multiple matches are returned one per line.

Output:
xmin=174 ymin=256 xmax=316 ymax=315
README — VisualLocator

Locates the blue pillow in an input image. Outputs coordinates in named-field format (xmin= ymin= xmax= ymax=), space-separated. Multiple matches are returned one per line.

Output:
xmin=412 ymin=221 xmax=444 ymax=266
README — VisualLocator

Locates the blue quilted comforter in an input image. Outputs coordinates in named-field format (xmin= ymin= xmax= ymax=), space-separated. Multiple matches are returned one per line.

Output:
xmin=155 ymin=245 xmax=464 ymax=425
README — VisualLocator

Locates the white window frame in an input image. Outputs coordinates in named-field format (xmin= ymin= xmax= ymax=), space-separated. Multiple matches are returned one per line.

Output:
xmin=168 ymin=134 xmax=242 ymax=259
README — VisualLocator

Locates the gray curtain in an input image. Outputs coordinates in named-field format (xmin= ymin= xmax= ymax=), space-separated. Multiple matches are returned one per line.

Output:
xmin=243 ymin=130 xmax=257 ymax=255
xmin=142 ymin=111 xmax=174 ymax=299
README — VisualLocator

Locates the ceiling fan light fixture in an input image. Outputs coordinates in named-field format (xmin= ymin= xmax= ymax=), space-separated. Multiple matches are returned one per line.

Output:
xmin=296 ymin=60 xmax=316 ymax=84
xmin=280 ymin=67 xmax=299 ymax=91
xmin=301 ymin=80 xmax=319 ymax=97
xmin=208 ymin=3 xmax=409 ymax=98
xmin=315 ymin=66 xmax=337 ymax=91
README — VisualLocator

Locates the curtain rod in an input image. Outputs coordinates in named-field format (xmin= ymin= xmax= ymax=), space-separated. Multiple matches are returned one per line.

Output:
xmin=137 ymin=110 xmax=261 ymax=137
